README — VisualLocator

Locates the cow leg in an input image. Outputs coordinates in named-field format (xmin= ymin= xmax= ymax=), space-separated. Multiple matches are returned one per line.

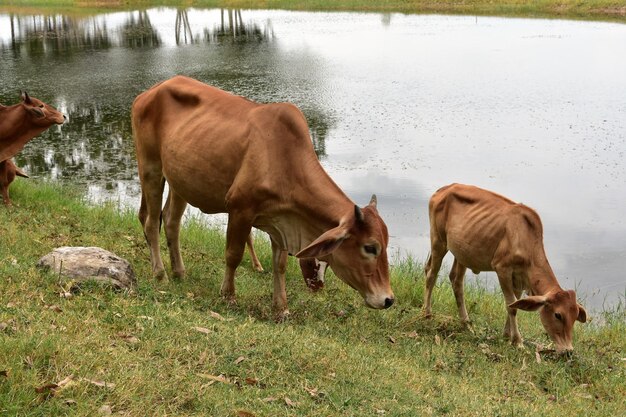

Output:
xmin=163 ymin=189 xmax=187 ymax=279
xmin=449 ymin=259 xmax=470 ymax=325
xmin=220 ymin=214 xmax=252 ymax=302
xmin=423 ymin=245 xmax=447 ymax=318
xmin=0 ymin=161 xmax=11 ymax=206
xmin=138 ymin=175 xmax=167 ymax=281
xmin=495 ymin=267 xmax=523 ymax=347
xmin=246 ymin=232 xmax=264 ymax=272
xmin=270 ymin=238 xmax=289 ymax=321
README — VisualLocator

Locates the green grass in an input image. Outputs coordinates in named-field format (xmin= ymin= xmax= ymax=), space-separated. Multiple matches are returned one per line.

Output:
xmin=0 ymin=0 xmax=625 ymax=22
xmin=1 ymin=180 xmax=625 ymax=416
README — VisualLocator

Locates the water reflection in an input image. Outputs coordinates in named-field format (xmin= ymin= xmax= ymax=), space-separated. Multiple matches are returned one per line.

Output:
xmin=2 ymin=13 xmax=111 ymax=56
xmin=120 ymin=10 xmax=160 ymax=47
xmin=1 ymin=8 xmax=625 ymax=308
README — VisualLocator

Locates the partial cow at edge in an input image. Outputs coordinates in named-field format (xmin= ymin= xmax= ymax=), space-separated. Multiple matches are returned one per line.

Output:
xmin=0 ymin=92 xmax=66 ymax=206
xmin=423 ymin=183 xmax=587 ymax=353
xmin=0 ymin=159 xmax=29 ymax=206
xmin=131 ymin=76 xmax=394 ymax=320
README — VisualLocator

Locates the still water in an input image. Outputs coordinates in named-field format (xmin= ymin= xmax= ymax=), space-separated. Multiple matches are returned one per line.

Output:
xmin=1 ymin=8 xmax=625 ymax=309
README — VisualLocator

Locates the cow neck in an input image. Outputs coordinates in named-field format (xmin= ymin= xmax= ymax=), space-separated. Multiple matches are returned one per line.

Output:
xmin=0 ymin=105 xmax=48 ymax=162
xmin=295 ymin=164 xmax=354 ymax=231
xmin=527 ymin=248 xmax=563 ymax=296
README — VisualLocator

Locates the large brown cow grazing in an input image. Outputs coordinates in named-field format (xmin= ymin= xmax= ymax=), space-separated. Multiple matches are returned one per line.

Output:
xmin=132 ymin=76 xmax=394 ymax=319
xmin=0 ymin=159 xmax=29 ymax=206
xmin=423 ymin=183 xmax=587 ymax=353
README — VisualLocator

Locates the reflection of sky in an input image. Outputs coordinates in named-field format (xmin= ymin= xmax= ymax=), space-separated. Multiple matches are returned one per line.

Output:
xmin=2 ymin=9 xmax=625 ymax=308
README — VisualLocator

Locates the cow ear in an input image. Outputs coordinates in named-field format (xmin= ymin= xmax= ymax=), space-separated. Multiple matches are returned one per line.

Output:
xmin=509 ymin=295 xmax=547 ymax=312
xmin=369 ymin=194 xmax=377 ymax=208
xmin=577 ymin=304 xmax=587 ymax=323
xmin=295 ymin=225 xmax=349 ymax=259
xmin=21 ymin=91 xmax=32 ymax=104
xmin=354 ymin=205 xmax=364 ymax=223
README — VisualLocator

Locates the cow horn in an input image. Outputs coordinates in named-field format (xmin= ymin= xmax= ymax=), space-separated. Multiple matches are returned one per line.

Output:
xmin=369 ymin=194 xmax=377 ymax=207
xmin=21 ymin=91 xmax=32 ymax=104
xmin=354 ymin=205 xmax=364 ymax=223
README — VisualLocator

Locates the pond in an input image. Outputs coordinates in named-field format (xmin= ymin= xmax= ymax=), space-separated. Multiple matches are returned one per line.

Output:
xmin=1 ymin=8 xmax=625 ymax=310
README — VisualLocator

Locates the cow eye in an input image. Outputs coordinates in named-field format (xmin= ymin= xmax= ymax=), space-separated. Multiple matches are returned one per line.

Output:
xmin=38 ymin=104 xmax=44 ymax=108
xmin=364 ymin=245 xmax=377 ymax=256
xmin=554 ymin=313 xmax=562 ymax=321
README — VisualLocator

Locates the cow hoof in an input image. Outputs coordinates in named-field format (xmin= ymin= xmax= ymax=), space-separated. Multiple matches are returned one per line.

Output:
xmin=274 ymin=309 xmax=290 ymax=323
xmin=172 ymin=270 xmax=186 ymax=280
xmin=154 ymin=270 xmax=169 ymax=283
xmin=423 ymin=311 xmax=433 ymax=319
xmin=222 ymin=294 xmax=237 ymax=305
xmin=462 ymin=321 xmax=474 ymax=333
xmin=253 ymin=265 xmax=264 ymax=273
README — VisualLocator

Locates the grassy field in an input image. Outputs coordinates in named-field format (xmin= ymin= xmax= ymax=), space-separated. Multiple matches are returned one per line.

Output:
xmin=0 ymin=180 xmax=624 ymax=416
xmin=0 ymin=0 xmax=625 ymax=21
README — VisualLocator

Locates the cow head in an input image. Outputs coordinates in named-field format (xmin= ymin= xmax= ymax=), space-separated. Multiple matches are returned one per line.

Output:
xmin=509 ymin=289 xmax=587 ymax=353
xmin=296 ymin=195 xmax=395 ymax=309
xmin=21 ymin=92 xmax=66 ymax=126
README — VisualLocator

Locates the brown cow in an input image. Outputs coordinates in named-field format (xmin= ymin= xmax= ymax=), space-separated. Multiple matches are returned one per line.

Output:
xmin=423 ymin=183 xmax=586 ymax=353
xmin=0 ymin=92 xmax=66 ymax=164
xmin=132 ymin=76 xmax=394 ymax=319
xmin=0 ymin=159 xmax=29 ymax=206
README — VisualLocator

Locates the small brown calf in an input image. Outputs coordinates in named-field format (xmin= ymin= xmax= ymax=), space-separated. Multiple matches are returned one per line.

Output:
xmin=424 ymin=183 xmax=587 ymax=353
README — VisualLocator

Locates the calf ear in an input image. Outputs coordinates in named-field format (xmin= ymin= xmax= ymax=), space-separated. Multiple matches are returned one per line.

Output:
xmin=577 ymin=304 xmax=587 ymax=323
xmin=295 ymin=225 xmax=349 ymax=259
xmin=21 ymin=91 xmax=32 ymax=104
xmin=509 ymin=295 xmax=547 ymax=311
xmin=369 ymin=194 xmax=377 ymax=208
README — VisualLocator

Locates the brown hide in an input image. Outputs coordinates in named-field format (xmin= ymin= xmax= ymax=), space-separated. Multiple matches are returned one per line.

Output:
xmin=0 ymin=159 xmax=29 ymax=206
xmin=132 ymin=76 xmax=393 ymax=318
xmin=424 ymin=183 xmax=586 ymax=352
xmin=0 ymin=92 xmax=66 ymax=163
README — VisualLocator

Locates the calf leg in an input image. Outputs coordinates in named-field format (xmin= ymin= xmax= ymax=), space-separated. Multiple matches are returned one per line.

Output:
xmin=299 ymin=258 xmax=326 ymax=291
xmin=220 ymin=213 xmax=252 ymax=302
xmin=449 ymin=259 xmax=470 ymax=325
xmin=163 ymin=189 xmax=187 ymax=279
xmin=271 ymin=238 xmax=289 ymax=321
xmin=138 ymin=175 xmax=167 ymax=281
xmin=423 ymin=244 xmax=447 ymax=317
xmin=246 ymin=233 xmax=264 ymax=272
xmin=495 ymin=267 xmax=523 ymax=347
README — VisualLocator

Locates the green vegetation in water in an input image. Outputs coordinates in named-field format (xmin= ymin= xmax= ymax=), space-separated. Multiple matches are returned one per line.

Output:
xmin=1 ymin=180 xmax=625 ymax=416
xmin=1 ymin=0 xmax=625 ymax=21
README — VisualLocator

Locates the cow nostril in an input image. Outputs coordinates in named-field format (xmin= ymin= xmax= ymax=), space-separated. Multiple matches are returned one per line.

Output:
xmin=384 ymin=297 xmax=394 ymax=309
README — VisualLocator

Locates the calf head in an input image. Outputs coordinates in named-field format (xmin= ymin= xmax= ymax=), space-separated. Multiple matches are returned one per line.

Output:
xmin=296 ymin=195 xmax=394 ymax=309
xmin=21 ymin=92 xmax=66 ymax=127
xmin=510 ymin=289 xmax=587 ymax=353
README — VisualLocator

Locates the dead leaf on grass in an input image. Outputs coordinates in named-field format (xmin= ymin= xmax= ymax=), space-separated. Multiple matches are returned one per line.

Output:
xmin=388 ymin=336 xmax=396 ymax=344
xmin=64 ymin=399 xmax=77 ymax=406
xmin=197 ymin=374 xmax=230 ymax=384
xmin=244 ymin=377 xmax=258 ymax=386
xmin=262 ymin=396 xmax=278 ymax=402
xmin=404 ymin=331 xmax=419 ymax=338
xmin=47 ymin=305 xmax=63 ymax=313
xmin=236 ymin=411 xmax=256 ymax=417
xmin=0 ymin=370 xmax=8 ymax=378
xmin=192 ymin=326 xmax=211 ymax=335
xmin=82 ymin=378 xmax=116 ymax=389
xmin=284 ymin=397 xmax=299 ymax=407
xmin=434 ymin=335 xmax=441 ymax=345
xmin=98 ymin=404 xmax=112 ymax=415
xmin=117 ymin=333 xmax=140 ymax=344
xmin=234 ymin=356 xmax=246 ymax=365
xmin=535 ymin=351 xmax=542 ymax=364
xmin=209 ymin=310 xmax=232 ymax=321
xmin=35 ymin=383 xmax=58 ymax=394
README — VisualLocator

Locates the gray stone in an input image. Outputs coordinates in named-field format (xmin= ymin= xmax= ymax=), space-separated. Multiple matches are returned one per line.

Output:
xmin=37 ymin=246 xmax=136 ymax=289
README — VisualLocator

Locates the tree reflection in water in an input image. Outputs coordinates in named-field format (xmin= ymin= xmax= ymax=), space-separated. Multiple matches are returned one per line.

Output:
xmin=0 ymin=8 xmax=328 ymax=199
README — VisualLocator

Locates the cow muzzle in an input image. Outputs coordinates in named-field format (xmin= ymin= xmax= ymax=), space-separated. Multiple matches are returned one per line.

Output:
xmin=364 ymin=292 xmax=395 ymax=309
